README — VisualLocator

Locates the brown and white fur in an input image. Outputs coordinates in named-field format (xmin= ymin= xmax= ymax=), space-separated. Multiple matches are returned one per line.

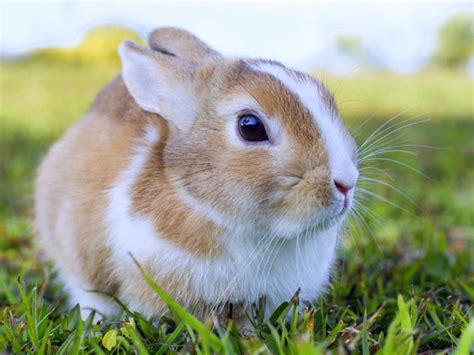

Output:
xmin=35 ymin=28 xmax=359 ymax=321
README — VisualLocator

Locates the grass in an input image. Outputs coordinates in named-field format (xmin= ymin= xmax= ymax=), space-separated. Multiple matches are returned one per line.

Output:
xmin=0 ymin=60 xmax=473 ymax=353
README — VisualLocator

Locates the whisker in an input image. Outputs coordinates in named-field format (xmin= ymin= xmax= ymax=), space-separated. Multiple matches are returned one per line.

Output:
xmin=352 ymin=200 xmax=383 ymax=229
xmin=358 ymin=142 xmax=446 ymax=163
xmin=360 ymin=157 xmax=434 ymax=181
xmin=356 ymin=187 xmax=414 ymax=216
xmin=358 ymin=117 xmax=429 ymax=157
xmin=359 ymin=149 xmax=418 ymax=162
xmin=357 ymin=176 xmax=418 ymax=208
xmin=350 ymin=112 xmax=378 ymax=138
xmin=344 ymin=213 xmax=364 ymax=256
xmin=357 ymin=115 xmax=424 ymax=157
xmin=350 ymin=203 xmax=384 ymax=255
xmin=357 ymin=109 xmax=415 ymax=152
xmin=358 ymin=166 xmax=398 ymax=184
xmin=348 ymin=205 xmax=382 ymax=255
xmin=379 ymin=143 xmax=447 ymax=151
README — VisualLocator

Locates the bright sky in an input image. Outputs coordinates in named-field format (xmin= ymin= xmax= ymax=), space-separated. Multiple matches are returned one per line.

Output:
xmin=1 ymin=1 xmax=472 ymax=73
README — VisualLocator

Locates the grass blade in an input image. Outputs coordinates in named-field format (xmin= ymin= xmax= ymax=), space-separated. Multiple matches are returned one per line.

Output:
xmin=129 ymin=253 xmax=222 ymax=352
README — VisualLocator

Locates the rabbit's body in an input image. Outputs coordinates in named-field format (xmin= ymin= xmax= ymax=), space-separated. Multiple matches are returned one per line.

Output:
xmin=36 ymin=28 xmax=358 ymax=320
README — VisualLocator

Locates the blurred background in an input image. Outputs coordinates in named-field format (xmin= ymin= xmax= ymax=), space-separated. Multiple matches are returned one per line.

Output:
xmin=0 ymin=1 xmax=473 ymax=349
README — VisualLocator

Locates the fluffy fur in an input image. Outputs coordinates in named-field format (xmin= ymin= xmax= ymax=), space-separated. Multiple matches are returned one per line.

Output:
xmin=35 ymin=27 xmax=359 ymax=321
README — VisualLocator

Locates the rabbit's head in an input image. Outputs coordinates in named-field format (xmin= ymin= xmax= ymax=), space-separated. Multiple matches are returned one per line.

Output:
xmin=118 ymin=28 xmax=358 ymax=240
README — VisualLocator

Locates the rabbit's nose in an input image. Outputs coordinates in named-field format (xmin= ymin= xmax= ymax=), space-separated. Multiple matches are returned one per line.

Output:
xmin=334 ymin=180 xmax=354 ymax=196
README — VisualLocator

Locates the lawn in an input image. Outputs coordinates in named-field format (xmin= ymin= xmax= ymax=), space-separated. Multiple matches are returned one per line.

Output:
xmin=0 ymin=60 xmax=473 ymax=353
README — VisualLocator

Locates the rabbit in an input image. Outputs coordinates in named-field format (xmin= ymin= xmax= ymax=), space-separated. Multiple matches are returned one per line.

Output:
xmin=35 ymin=27 xmax=359 ymax=322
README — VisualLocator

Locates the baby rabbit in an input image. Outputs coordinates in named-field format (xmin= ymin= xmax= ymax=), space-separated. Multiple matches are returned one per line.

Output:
xmin=35 ymin=27 xmax=359 ymax=321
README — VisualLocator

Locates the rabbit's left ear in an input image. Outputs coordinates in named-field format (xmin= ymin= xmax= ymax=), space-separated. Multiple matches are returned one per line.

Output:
xmin=148 ymin=27 xmax=223 ymax=66
xmin=118 ymin=40 xmax=198 ymax=132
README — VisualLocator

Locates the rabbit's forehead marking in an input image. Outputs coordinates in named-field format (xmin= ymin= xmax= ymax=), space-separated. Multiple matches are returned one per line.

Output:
xmin=248 ymin=61 xmax=355 ymax=174
xmin=248 ymin=61 xmax=339 ymax=136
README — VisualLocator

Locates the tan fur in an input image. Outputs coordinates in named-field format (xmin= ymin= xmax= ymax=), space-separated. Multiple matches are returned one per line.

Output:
xmin=148 ymin=27 xmax=222 ymax=65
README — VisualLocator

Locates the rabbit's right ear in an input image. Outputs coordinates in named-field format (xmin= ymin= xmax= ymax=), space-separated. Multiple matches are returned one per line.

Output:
xmin=148 ymin=27 xmax=222 ymax=66
xmin=118 ymin=40 xmax=198 ymax=132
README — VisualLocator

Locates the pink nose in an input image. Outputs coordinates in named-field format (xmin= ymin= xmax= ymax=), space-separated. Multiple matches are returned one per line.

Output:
xmin=334 ymin=180 xmax=353 ymax=196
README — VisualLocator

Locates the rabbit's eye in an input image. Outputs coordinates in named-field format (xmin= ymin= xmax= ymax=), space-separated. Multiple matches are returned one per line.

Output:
xmin=238 ymin=114 xmax=268 ymax=142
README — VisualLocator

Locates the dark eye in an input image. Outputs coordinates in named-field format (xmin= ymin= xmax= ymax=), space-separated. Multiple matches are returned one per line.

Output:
xmin=238 ymin=114 xmax=268 ymax=142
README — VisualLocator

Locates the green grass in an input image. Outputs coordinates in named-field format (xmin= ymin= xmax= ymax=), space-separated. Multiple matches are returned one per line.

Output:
xmin=0 ymin=60 xmax=473 ymax=353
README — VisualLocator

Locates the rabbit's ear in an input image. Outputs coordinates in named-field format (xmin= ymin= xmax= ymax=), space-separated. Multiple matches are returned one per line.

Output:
xmin=118 ymin=40 xmax=198 ymax=132
xmin=148 ymin=27 xmax=222 ymax=66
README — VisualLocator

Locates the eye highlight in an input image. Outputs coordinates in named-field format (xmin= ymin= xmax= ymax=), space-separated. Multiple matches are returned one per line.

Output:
xmin=238 ymin=114 xmax=268 ymax=142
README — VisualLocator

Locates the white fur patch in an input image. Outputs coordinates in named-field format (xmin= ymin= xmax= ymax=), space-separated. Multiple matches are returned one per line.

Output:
xmin=64 ymin=277 xmax=119 ymax=320
xmin=250 ymin=62 xmax=359 ymax=191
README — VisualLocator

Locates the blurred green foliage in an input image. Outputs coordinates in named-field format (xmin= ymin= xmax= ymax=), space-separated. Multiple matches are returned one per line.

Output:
xmin=28 ymin=25 xmax=143 ymax=65
xmin=431 ymin=13 xmax=474 ymax=69
xmin=335 ymin=35 xmax=381 ymax=70
xmin=0 ymin=24 xmax=473 ymax=353
xmin=320 ymin=69 xmax=472 ymax=120
xmin=337 ymin=35 xmax=367 ymax=59
xmin=337 ymin=12 xmax=473 ymax=71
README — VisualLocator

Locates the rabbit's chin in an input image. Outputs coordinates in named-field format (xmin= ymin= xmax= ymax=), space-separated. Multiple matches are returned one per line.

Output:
xmin=263 ymin=197 xmax=353 ymax=240
xmin=265 ymin=212 xmax=346 ymax=240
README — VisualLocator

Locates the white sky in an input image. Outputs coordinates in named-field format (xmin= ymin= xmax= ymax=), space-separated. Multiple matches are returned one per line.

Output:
xmin=1 ymin=1 xmax=472 ymax=73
